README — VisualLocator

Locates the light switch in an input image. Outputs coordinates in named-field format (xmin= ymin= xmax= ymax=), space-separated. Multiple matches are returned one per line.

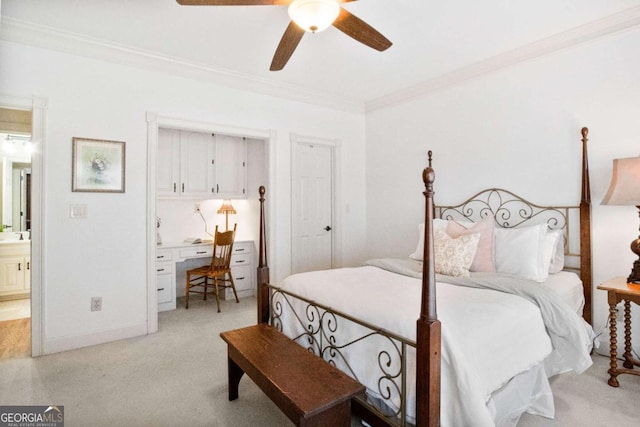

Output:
xmin=70 ymin=204 xmax=88 ymax=219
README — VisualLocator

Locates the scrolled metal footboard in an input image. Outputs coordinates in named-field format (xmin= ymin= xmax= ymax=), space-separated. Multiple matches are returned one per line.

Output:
xmin=269 ymin=284 xmax=416 ymax=426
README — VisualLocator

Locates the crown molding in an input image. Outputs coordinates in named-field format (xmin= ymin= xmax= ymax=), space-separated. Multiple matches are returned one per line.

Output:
xmin=365 ymin=5 xmax=640 ymax=113
xmin=0 ymin=17 xmax=365 ymax=114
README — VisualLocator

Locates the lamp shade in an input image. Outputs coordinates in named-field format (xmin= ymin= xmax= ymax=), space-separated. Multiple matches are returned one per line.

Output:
xmin=601 ymin=157 xmax=640 ymax=206
xmin=288 ymin=0 xmax=340 ymax=33
xmin=217 ymin=200 xmax=236 ymax=215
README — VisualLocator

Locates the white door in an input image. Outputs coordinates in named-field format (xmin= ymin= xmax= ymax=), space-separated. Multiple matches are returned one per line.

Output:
xmin=292 ymin=141 xmax=333 ymax=274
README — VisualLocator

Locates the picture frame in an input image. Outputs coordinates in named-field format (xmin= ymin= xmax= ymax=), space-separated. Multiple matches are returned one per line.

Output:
xmin=72 ymin=137 xmax=125 ymax=193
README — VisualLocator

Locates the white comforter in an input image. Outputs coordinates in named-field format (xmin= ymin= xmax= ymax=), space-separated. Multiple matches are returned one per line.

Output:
xmin=275 ymin=265 xmax=591 ymax=426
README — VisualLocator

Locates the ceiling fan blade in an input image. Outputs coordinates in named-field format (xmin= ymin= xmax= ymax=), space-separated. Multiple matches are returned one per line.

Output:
xmin=176 ymin=1 xmax=291 ymax=5
xmin=332 ymin=7 xmax=392 ymax=51
xmin=270 ymin=22 xmax=305 ymax=71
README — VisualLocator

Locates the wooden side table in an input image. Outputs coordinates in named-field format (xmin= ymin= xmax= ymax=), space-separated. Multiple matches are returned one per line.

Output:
xmin=598 ymin=277 xmax=640 ymax=387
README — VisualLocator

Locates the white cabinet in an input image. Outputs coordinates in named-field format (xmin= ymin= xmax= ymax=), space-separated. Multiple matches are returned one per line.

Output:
xmin=228 ymin=240 xmax=254 ymax=299
xmin=156 ymin=248 xmax=175 ymax=312
xmin=156 ymin=128 xmax=180 ymax=196
xmin=214 ymin=134 xmax=247 ymax=199
xmin=180 ymin=131 xmax=215 ymax=198
xmin=0 ymin=242 xmax=30 ymax=298
xmin=157 ymin=128 xmax=247 ymax=199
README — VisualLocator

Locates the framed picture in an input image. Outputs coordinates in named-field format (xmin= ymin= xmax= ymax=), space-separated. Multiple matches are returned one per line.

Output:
xmin=72 ymin=137 xmax=125 ymax=193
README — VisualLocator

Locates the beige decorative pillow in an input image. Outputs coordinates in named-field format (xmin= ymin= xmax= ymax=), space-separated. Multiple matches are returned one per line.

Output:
xmin=446 ymin=215 xmax=496 ymax=272
xmin=434 ymin=230 xmax=480 ymax=278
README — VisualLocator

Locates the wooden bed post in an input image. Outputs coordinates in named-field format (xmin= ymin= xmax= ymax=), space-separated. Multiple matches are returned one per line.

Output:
xmin=416 ymin=151 xmax=441 ymax=427
xmin=580 ymin=128 xmax=593 ymax=325
xmin=257 ymin=186 xmax=270 ymax=325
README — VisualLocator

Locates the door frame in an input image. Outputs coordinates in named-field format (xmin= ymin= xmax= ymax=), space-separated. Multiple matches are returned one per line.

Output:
xmin=0 ymin=94 xmax=47 ymax=357
xmin=146 ymin=113 xmax=276 ymax=333
xmin=290 ymin=133 xmax=341 ymax=274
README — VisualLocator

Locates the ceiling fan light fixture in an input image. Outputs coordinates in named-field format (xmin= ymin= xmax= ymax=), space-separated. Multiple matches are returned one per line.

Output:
xmin=288 ymin=0 xmax=340 ymax=33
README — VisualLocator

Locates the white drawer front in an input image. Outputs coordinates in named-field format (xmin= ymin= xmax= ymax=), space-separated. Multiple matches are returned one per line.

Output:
xmin=157 ymin=284 xmax=172 ymax=304
xmin=230 ymin=253 xmax=251 ymax=268
xmin=156 ymin=249 xmax=172 ymax=262
xmin=179 ymin=246 xmax=212 ymax=259
xmin=232 ymin=241 xmax=252 ymax=255
xmin=231 ymin=265 xmax=252 ymax=292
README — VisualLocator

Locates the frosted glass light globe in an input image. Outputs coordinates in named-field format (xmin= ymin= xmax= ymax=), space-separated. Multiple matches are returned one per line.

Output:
xmin=288 ymin=0 xmax=340 ymax=33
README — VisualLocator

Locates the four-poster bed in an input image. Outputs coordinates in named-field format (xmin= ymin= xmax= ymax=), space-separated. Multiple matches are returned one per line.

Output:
xmin=248 ymin=127 xmax=594 ymax=426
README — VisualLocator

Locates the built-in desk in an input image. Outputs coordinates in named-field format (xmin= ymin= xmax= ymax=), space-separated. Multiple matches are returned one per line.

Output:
xmin=155 ymin=240 xmax=255 ymax=312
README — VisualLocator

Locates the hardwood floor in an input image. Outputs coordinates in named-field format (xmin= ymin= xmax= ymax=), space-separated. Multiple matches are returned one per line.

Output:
xmin=0 ymin=318 xmax=30 ymax=359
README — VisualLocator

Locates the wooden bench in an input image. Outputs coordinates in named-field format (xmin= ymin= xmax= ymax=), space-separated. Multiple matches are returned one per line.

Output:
xmin=220 ymin=323 xmax=365 ymax=427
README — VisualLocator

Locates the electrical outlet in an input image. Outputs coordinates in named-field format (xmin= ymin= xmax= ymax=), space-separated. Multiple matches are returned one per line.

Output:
xmin=194 ymin=203 xmax=201 ymax=213
xmin=91 ymin=297 xmax=102 ymax=312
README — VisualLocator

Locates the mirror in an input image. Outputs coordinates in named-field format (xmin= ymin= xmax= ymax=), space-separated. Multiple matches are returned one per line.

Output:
xmin=0 ymin=132 xmax=32 ymax=235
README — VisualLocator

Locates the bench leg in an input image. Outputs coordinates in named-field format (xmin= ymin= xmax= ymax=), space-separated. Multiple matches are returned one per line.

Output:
xmin=228 ymin=356 xmax=245 ymax=401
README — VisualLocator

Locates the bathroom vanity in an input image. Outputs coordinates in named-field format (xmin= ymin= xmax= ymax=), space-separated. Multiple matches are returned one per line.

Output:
xmin=0 ymin=240 xmax=30 ymax=299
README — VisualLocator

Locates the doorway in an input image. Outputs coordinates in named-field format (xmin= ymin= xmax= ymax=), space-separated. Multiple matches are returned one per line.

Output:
xmin=291 ymin=135 xmax=336 ymax=275
xmin=0 ymin=96 xmax=45 ymax=358
xmin=0 ymin=111 xmax=32 ymax=360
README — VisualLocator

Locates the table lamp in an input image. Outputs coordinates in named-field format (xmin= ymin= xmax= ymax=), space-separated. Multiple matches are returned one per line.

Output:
xmin=602 ymin=156 xmax=640 ymax=284
xmin=217 ymin=199 xmax=236 ymax=232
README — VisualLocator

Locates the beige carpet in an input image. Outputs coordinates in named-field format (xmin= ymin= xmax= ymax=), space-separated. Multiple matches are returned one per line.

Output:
xmin=1 ymin=296 xmax=639 ymax=426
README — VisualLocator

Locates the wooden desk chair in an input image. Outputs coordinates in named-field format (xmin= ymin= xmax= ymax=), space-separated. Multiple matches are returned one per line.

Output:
xmin=185 ymin=224 xmax=239 ymax=312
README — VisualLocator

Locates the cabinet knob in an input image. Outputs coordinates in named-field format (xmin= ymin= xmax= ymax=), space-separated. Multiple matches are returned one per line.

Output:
xmin=324 ymin=226 xmax=332 ymax=231
xmin=157 ymin=268 xmax=165 ymax=272
xmin=157 ymin=288 xmax=165 ymax=292
xmin=173 ymin=183 xmax=176 ymax=193
xmin=18 ymin=263 xmax=21 ymax=271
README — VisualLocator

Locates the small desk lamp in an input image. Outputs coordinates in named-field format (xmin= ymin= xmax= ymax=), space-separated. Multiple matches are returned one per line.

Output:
xmin=217 ymin=199 xmax=236 ymax=232
xmin=602 ymin=156 xmax=640 ymax=284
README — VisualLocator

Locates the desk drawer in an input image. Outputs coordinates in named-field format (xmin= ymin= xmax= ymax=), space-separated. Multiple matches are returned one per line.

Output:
xmin=156 ymin=249 xmax=172 ymax=262
xmin=231 ymin=265 xmax=252 ymax=292
xmin=156 ymin=263 xmax=174 ymax=304
xmin=233 ymin=241 xmax=253 ymax=255
xmin=230 ymin=253 xmax=251 ymax=268
xmin=179 ymin=246 xmax=212 ymax=259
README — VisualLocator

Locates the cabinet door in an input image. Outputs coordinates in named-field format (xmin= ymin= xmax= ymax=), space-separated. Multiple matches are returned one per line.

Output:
xmin=24 ymin=256 xmax=31 ymax=291
xmin=157 ymin=128 xmax=181 ymax=197
xmin=180 ymin=131 xmax=215 ymax=198
xmin=214 ymin=135 xmax=247 ymax=199
xmin=156 ymin=263 xmax=174 ymax=306
xmin=0 ymin=256 xmax=26 ymax=293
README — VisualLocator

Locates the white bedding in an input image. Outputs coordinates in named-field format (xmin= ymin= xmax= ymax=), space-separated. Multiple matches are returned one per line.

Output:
xmin=542 ymin=271 xmax=584 ymax=316
xmin=275 ymin=265 xmax=574 ymax=427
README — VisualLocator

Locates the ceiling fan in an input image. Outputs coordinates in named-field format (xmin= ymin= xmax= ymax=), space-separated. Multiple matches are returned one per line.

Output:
xmin=176 ymin=0 xmax=392 ymax=71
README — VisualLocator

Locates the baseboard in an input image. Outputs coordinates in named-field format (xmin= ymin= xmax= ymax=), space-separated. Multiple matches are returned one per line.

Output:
xmin=0 ymin=293 xmax=30 ymax=302
xmin=43 ymin=322 xmax=148 ymax=355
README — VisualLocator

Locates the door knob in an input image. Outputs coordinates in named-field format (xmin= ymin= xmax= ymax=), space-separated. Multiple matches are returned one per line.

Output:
xmin=324 ymin=226 xmax=332 ymax=231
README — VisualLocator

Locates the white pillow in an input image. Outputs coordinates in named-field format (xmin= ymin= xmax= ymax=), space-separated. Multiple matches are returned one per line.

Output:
xmin=409 ymin=219 xmax=448 ymax=261
xmin=494 ymin=224 xmax=559 ymax=282
xmin=434 ymin=230 xmax=480 ymax=278
xmin=547 ymin=229 xmax=565 ymax=274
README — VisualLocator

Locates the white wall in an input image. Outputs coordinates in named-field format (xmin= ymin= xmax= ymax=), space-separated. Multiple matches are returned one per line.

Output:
xmin=365 ymin=29 xmax=640 ymax=341
xmin=0 ymin=39 xmax=367 ymax=353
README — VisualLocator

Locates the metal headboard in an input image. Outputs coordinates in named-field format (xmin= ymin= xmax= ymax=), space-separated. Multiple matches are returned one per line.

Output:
xmin=435 ymin=188 xmax=582 ymax=272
